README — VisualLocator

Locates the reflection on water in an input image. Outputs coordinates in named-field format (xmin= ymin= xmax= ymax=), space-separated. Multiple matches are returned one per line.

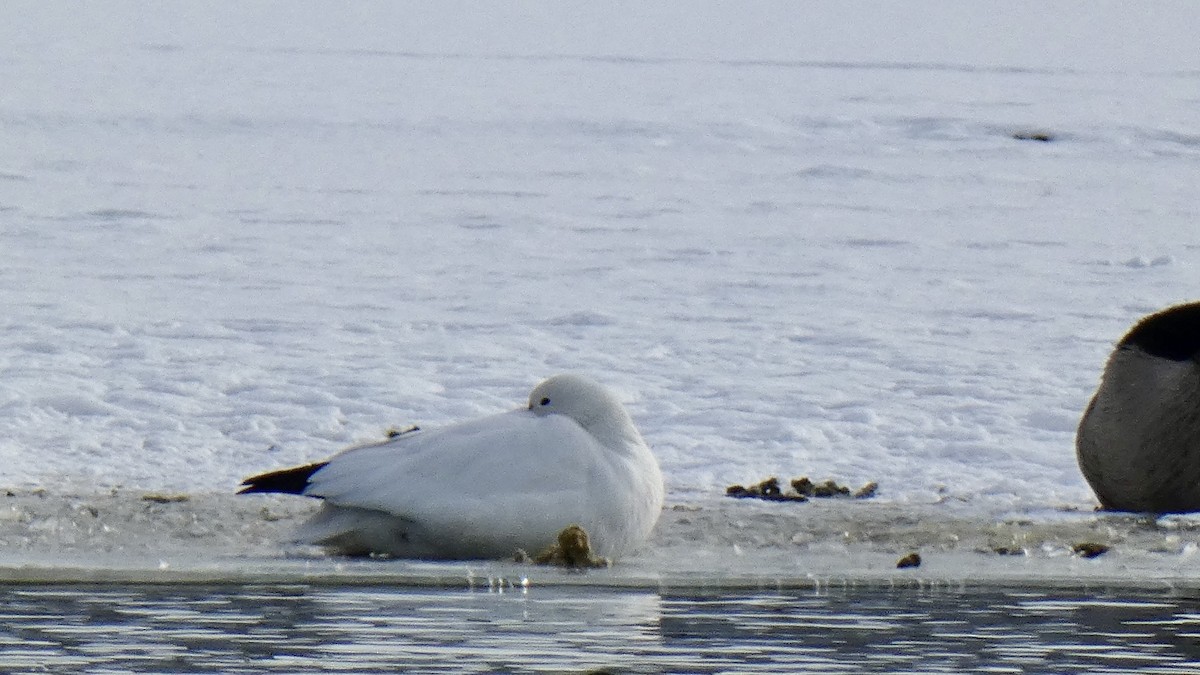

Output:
xmin=1 ymin=583 xmax=1199 ymax=673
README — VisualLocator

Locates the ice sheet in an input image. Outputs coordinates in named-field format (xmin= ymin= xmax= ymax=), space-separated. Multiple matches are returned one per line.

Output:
xmin=1 ymin=3 xmax=1199 ymax=575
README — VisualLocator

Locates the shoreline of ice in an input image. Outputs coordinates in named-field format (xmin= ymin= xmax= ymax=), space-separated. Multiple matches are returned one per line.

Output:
xmin=3 ymin=486 xmax=1199 ymax=590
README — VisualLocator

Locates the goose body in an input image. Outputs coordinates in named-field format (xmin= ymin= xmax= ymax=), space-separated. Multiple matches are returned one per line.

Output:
xmin=1077 ymin=302 xmax=1200 ymax=513
xmin=240 ymin=374 xmax=665 ymax=559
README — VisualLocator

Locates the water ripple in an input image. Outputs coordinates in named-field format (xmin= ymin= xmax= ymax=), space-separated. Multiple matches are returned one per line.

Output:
xmin=2 ymin=584 xmax=1199 ymax=673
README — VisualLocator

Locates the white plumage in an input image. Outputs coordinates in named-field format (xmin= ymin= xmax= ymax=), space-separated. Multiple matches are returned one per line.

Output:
xmin=240 ymin=374 xmax=665 ymax=560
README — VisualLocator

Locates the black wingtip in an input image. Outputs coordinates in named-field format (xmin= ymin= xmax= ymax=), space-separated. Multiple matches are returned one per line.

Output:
xmin=238 ymin=461 xmax=329 ymax=495
xmin=1120 ymin=301 xmax=1200 ymax=361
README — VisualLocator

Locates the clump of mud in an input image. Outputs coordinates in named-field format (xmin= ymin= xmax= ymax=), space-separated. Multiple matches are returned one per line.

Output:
xmin=1072 ymin=542 xmax=1111 ymax=559
xmin=725 ymin=477 xmax=807 ymax=502
xmin=726 ymin=476 xmax=878 ymax=502
xmin=1010 ymin=129 xmax=1056 ymax=142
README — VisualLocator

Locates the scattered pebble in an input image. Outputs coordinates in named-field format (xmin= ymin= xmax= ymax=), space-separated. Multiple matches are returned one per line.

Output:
xmin=1072 ymin=542 xmax=1110 ymax=559
xmin=522 ymin=524 xmax=611 ymax=569
xmin=896 ymin=552 xmax=922 ymax=569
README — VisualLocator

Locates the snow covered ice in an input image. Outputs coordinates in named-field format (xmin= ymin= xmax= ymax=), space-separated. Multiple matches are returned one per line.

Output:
xmin=2 ymin=2 xmax=1200 ymax=580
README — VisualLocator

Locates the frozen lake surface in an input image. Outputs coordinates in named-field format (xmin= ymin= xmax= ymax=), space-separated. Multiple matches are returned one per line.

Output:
xmin=3 ymin=2 xmax=1198 ymax=508
xmin=2 ymin=2 xmax=1200 ymax=669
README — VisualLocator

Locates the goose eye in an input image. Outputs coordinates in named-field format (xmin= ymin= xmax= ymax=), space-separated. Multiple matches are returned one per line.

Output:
xmin=540 ymin=397 xmax=551 ymax=406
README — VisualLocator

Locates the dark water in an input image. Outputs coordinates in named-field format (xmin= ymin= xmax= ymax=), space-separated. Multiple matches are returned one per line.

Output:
xmin=2 ymin=582 xmax=1199 ymax=673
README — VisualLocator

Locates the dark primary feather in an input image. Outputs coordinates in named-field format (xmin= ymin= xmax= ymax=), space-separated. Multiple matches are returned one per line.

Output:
xmin=238 ymin=461 xmax=329 ymax=495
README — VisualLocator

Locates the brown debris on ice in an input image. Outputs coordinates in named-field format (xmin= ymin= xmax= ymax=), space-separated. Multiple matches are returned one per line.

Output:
xmin=726 ymin=476 xmax=878 ymax=503
xmin=1011 ymin=129 xmax=1056 ymax=142
xmin=725 ymin=477 xmax=807 ymax=502
xmin=141 ymin=493 xmax=190 ymax=504
xmin=1072 ymin=542 xmax=1111 ymax=559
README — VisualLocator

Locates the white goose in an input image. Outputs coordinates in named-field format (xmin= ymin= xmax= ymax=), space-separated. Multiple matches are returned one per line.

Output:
xmin=240 ymin=374 xmax=665 ymax=559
